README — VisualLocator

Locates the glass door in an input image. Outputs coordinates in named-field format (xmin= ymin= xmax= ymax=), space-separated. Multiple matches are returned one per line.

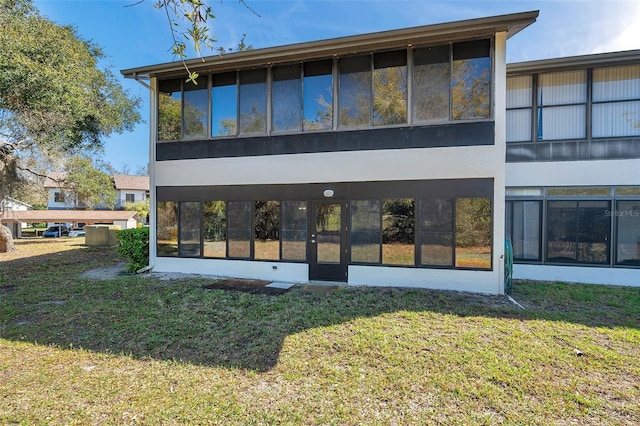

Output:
xmin=309 ymin=200 xmax=347 ymax=281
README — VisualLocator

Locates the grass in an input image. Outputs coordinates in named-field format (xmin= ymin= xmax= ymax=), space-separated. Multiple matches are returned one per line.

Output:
xmin=1 ymin=239 xmax=639 ymax=425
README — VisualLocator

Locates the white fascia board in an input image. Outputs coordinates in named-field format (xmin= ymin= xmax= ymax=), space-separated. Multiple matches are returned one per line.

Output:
xmin=506 ymin=159 xmax=640 ymax=188
xmin=155 ymin=145 xmax=504 ymax=187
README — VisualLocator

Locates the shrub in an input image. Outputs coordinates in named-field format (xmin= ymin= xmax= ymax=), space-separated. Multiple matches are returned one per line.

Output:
xmin=116 ymin=227 xmax=149 ymax=272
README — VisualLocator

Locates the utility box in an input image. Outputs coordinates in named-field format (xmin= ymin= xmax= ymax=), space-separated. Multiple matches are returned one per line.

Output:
xmin=85 ymin=225 xmax=121 ymax=246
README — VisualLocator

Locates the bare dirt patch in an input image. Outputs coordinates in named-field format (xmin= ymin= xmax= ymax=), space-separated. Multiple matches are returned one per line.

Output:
xmin=202 ymin=278 xmax=290 ymax=295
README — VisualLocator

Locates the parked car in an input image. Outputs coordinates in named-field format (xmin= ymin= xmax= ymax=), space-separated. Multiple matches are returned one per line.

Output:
xmin=68 ymin=230 xmax=86 ymax=237
xmin=42 ymin=225 xmax=70 ymax=238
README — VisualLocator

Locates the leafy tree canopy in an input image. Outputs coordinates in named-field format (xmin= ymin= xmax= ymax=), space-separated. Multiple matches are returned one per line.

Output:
xmin=0 ymin=0 xmax=141 ymax=251
xmin=64 ymin=157 xmax=118 ymax=210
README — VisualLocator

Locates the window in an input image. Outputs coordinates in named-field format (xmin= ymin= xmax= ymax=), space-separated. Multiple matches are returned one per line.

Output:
xmin=272 ymin=65 xmax=302 ymax=133
xmin=183 ymin=77 xmax=208 ymax=139
xmin=339 ymin=55 xmax=371 ymax=128
xmin=420 ymin=199 xmax=453 ymax=266
xmin=303 ymin=60 xmax=333 ymax=131
xmin=413 ymin=45 xmax=449 ymax=123
xmin=54 ymin=192 xmax=65 ymax=203
xmin=227 ymin=201 xmax=252 ymax=258
xmin=281 ymin=201 xmax=307 ymax=261
xmin=212 ymin=72 xmax=238 ymax=137
xmin=615 ymin=200 xmax=640 ymax=266
xmin=239 ymin=69 xmax=267 ymax=135
xmin=350 ymin=200 xmax=381 ymax=263
xmin=157 ymin=201 xmax=178 ymax=256
xmin=547 ymin=200 xmax=610 ymax=264
xmin=592 ymin=65 xmax=640 ymax=138
xmin=452 ymin=40 xmax=491 ymax=120
xmin=373 ymin=51 xmax=407 ymax=126
xmin=254 ymin=201 xmax=280 ymax=260
xmin=455 ymin=198 xmax=492 ymax=269
xmin=506 ymin=75 xmax=532 ymax=142
xmin=125 ymin=193 xmax=135 ymax=203
xmin=203 ymin=201 xmax=226 ymax=258
xmin=179 ymin=202 xmax=201 ymax=257
xmin=537 ymin=70 xmax=586 ymax=140
xmin=158 ymin=79 xmax=182 ymax=141
xmin=382 ymin=199 xmax=414 ymax=265
xmin=505 ymin=200 xmax=541 ymax=261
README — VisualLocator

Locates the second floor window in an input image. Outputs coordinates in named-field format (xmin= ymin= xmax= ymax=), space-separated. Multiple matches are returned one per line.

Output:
xmin=157 ymin=39 xmax=493 ymax=141
xmin=126 ymin=193 xmax=135 ymax=203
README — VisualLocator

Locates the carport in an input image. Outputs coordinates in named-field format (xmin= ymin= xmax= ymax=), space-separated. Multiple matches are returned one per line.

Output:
xmin=0 ymin=210 xmax=140 ymax=238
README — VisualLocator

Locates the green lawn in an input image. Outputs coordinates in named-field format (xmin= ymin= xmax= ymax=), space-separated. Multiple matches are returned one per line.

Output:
xmin=1 ymin=239 xmax=639 ymax=425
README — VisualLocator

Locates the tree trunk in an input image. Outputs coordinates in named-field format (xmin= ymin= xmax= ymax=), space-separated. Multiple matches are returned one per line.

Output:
xmin=0 ymin=223 xmax=16 ymax=253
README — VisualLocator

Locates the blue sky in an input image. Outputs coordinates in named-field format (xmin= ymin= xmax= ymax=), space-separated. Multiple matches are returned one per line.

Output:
xmin=34 ymin=0 xmax=640 ymax=174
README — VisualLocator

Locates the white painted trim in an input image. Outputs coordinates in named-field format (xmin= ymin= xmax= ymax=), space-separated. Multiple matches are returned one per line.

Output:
xmin=514 ymin=264 xmax=640 ymax=287
xmin=153 ymin=257 xmax=310 ymax=283
xmin=149 ymin=78 xmax=158 ymax=261
xmin=348 ymin=265 xmax=502 ymax=294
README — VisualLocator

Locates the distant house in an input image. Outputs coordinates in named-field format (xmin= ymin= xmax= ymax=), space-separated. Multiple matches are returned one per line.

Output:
xmin=43 ymin=173 xmax=149 ymax=210
xmin=43 ymin=172 xmax=80 ymax=210
xmin=113 ymin=174 xmax=150 ymax=209
xmin=0 ymin=197 xmax=32 ymax=238
xmin=1 ymin=197 xmax=31 ymax=212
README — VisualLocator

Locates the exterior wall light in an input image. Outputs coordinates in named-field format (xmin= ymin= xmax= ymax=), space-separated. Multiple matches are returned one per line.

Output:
xmin=323 ymin=189 xmax=334 ymax=198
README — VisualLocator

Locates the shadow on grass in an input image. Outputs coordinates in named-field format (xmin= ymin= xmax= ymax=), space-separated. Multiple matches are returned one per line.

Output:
xmin=1 ymin=239 xmax=639 ymax=371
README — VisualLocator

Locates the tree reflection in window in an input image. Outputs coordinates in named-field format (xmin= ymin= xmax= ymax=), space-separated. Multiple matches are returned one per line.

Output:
xmin=212 ymin=72 xmax=237 ymax=136
xmin=183 ymin=77 xmax=208 ymax=139
xmin=272 ymin=65 xmax=302 ymax=133
xmin=452 ymin=40 xmax=491 ymax=120
xmin=203 ymin=201 xmax=226 ymax=258
xmin=303 ymin=60 xmax=333 ymax=131
xmin=239 ymin=69 xmax=266 ymax=135
xmin=373 ymin=51 xmax=407 ymax=126
xmin=158 ymin=79 xmax=181 ymax=141
xmin=413 ymin=45 xmax=449 ymax=122
xmin=339 ymin=55 xmax=371 ymax=128
xmin=157 ymin=201 xmax=178 ymax=256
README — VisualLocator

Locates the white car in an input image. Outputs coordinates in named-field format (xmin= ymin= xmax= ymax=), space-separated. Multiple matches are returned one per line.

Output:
xmin=68 ymin=230 xmax=86 ymax=237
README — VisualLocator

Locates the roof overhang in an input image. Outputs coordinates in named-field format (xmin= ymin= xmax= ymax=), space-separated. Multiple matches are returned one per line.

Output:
xmin=508 ymin=49 xmax=640 ymax=75
xmin=122 ymin=10 xmax=538 ymax=80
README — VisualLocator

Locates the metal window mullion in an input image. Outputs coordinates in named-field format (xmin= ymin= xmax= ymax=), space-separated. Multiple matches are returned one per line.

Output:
xmin=266 ymin=66 xmax=272 ymax=136
xmin=451 ymin=198 xmax=456 ymax=268
xmin=379 ymin=199 xmax=383 ymax=264
xmin=197 ymin=201 xmax=204 ymax=258
xmin=407 ymin=47 xmax=413 ymax=125
xmin=180 ymin=80 xmax=185 ymax=139
xmin=207 ymin=74 xmax=212 ymax=139
xmin=332 ymin=57 xmax=338 ymax=131
xmin=586 ymin=67 xmax=593 ymax=141
xmin=235 ymin=72 xmax=240 ymax=136
xmin=250 ymin=201 xmax=256 ymax=260
xmin=370 ymin=54 xmax=374 ymax=126
xmin=299 ymin=63 xmax=304 ymax=132
xmin=449 ymin=43 xmax=455 ymax=121
xmin=533 ymin=74 xmax=539 ymax=142
xmin=414 ymin=199 xmax=420 ymax=266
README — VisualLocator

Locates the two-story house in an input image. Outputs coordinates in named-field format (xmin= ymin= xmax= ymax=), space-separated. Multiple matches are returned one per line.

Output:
xmin=113 ymin=174 xmax=150 ymax=209
xmin=505 ymin=50 xmax=640 ymax=286
xmin=122 ymin=11 xmax=544 ymax=294
xmin=44 ymin=173 xmax=149 ymax=211
xmin=44 ymin=172 xmax=80 ymax=210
